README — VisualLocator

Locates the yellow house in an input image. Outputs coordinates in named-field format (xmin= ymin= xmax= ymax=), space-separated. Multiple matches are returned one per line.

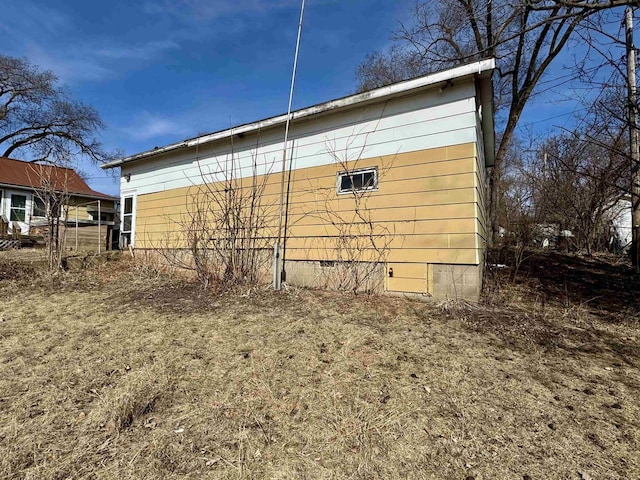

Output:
xmin=102 ymin=60 xmax=495 ymax=300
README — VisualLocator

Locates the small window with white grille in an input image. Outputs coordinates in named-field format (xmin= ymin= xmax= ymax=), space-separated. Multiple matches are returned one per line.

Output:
xmin=336 ymin=167 xmax=378 ymax=194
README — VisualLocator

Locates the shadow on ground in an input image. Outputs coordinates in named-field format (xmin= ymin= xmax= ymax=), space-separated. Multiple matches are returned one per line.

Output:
xmin=489 ymin=250 xmax=640 ymax=321
xmin=460 ymin=250 xmax=640 ymax=366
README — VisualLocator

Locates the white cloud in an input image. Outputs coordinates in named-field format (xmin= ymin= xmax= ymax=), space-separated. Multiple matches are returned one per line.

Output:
xmin=143 ymin=0 xmax=287 ymax=18
xmin=2 ymin=0 xmax=180 ymax=84
xmin=94 ymin=40 xmax=180 ymax=61
xmin=1 ymin=1 xmax=70 ymax=38
xmin=124 ymin=113 xmax=191 ymax=142
xmin=18 ymin=38 xmax=180 ymax=84
xmin=142 ymin=0 xmax=337 ymax=21
xmin=22 ymin=42 xmax=113 ymax=83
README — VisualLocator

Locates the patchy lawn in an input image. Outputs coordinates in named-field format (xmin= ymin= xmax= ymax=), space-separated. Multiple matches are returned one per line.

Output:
xmin=0 ymin=252 xmax=638 ymax=479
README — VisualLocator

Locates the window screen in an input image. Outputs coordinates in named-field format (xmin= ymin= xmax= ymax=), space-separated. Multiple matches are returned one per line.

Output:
xmin=124 ymin=197 xmax=133 ymax=215
xmin=122 ymin=196 xmax=134 ymax=234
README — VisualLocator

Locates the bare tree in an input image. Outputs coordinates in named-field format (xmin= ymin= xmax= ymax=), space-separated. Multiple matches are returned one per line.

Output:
xmin=0 ymin=54 xmax=116 ymax=164
xmin=501 ymin=124 xmax=628 ymax=258
xmin=537 ymin=134 xmax=627 ymax=253
xmin=355 ymin=0 xmax=637 ymax=242
xmin=24 ymin=160 xmax=71 ymax=270
xmin=40 ymin=180 xmax=70 ymax=271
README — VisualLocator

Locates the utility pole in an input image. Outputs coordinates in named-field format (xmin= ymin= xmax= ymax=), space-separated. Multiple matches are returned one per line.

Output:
xmin=626 ymin=7 xmax=640 ymax=271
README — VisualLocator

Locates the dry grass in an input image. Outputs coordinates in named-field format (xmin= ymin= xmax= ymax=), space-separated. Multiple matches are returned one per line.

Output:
xmin=0 ymin=252 xmax=638 ymax=479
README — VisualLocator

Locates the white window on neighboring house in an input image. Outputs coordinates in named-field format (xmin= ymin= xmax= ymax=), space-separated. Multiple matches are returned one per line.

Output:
xmin=336 ymin=167 xmax=378 ymax=194
xmin=32 ymin=196 xmax=47 ymax=217
xmin=10 ymin=194 xmax=27 ymax=222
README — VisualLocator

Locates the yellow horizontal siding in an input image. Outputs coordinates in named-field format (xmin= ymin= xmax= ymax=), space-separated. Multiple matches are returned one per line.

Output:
xmin=135 ymin=228 xmax=482 ymax=252
xmin=136 ymin=218 xmax=479 ymax=239
xmin=133 ymin=143 xmax=484 ymax=269
xmin=135 ymin=166 xmax=478 ymax=214
xmin=283 ymin=247 xmax=478 ymax=264
xmin=287 ymin=219 xmax=478 ymax=238
xmin=65 ymin=205 xmax=92 ymax=221
xmin=446 ymin=143 xmax=475 ymax=160
xmin=134 ymin=150 xmax=476 ymax=198
xmin=380 ymin=158 xmax=476 ymax=182
xmin=280 ymin=232 xmax=475 ymax=251
xmin=136 ymin=191 xmax=475 ymax=216
xmin=132 ymin=206 xmax=479 ymax=234
xmin=387 ymin=262 xmax=426 ymax=279
xmin=474 ymin=170 xmax=486 ymax=203
xmin=387 ymin=277 xmax=427 ymax=294
xmin=289 ymin=203 xmax=478 ymax=225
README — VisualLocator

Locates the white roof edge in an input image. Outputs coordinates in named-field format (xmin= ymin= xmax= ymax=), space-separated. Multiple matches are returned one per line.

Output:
xmin=101 ymin=59 xmax=495 ymax=170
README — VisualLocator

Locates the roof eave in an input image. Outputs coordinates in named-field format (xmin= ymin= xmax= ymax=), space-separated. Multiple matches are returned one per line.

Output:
xmin=72 ymin=192 xmax=120 ymax=202
xmin=0 ymin=182 xmax=117 ymax=202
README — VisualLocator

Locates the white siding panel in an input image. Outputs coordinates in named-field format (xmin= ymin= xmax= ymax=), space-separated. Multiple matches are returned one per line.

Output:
xmin=122 ymin=83 xmax=479 ymax=196
xmin=124 ymin=96 xmax=475 ymax=177
xmin=125 ymin=128 xmax=477 ymax=196
xmin=612 ymin=199 xmax=632 ymax=248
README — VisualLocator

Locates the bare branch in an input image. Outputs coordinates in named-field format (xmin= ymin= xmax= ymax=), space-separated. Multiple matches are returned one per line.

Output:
xmin=0 ymin=54 xmax=115 ymax=165
xmin=355 ymin=0 xmax=636 ymax=242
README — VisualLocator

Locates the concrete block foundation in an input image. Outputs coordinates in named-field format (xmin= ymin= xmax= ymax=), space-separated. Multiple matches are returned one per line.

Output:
xmin=430 ymin=263 xmax=482 ymax=301
xmin=284 ymin=260 xmax=482 ymax=301
xmin=284 ymin=260 xmax=384 ymax=294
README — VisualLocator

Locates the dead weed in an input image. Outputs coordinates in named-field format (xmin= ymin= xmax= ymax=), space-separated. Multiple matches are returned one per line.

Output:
xmin=88 ymin=363 xmax=172 ymax=433
xmin=0 ymin=253 xmax=638 ymax=479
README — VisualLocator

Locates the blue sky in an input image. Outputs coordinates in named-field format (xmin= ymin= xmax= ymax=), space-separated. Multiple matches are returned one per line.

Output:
xmin=1 ymin=1 xmax=637 ymax=196
xmin=2 ymin=0 xmax=412 ymax=196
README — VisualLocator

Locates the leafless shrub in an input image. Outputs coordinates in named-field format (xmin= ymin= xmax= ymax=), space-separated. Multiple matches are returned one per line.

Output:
xmin=21 ymin=160 xmax=72 ymax=270
xmin=157 ymin=145 xmax=276 ymax=293
xmin=301 ymin=135 xmax=398 ymax=294
xmin=129 ymin=249 xmax=166 ymax=279
xmin=307 ymin=197 xmax=393 ymax=294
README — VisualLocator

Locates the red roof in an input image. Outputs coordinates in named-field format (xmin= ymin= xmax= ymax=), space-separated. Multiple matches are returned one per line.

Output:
xmin=0 ymin=157 xmax=117 ymax=201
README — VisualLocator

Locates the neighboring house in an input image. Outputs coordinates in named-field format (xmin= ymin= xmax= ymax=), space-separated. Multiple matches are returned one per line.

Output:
xmin=0 ymin=156 xmax=119 ymax=250
xmin=609 ymin=197 xmax=632 ymax=252
xmin=102 ymin=60 xmax=495 ymax=300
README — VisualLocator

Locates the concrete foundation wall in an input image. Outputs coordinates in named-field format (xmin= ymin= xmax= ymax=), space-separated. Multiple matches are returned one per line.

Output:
xmin=285 ymin=259 xmax=482 ymax=301
xmin=137 ymin=251 xmax=483 ymax=301
xmin=284 ymin=260 xmax=384 ymax=294
xmin=430 ymin=263 xmax=482 ymax=301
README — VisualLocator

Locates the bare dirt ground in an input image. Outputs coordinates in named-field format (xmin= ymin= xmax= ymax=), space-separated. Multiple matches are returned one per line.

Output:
xmin=0 ymin=250 xmax=638 ymax=479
